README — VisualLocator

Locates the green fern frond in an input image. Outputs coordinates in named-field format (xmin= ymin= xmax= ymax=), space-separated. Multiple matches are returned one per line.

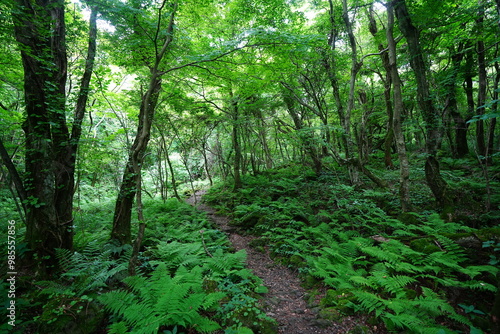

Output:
xmin=454 ymin=280 xmax=498 ymax=292
xmin=353 ymin=290 xmax=385 ymax=316
xmin=98 ymin=263 xmax=224 ymax=333
xmin=434 ymin=235 xmax=467 ymax=263
xmin=383 ymin=313 xmax=433 ymax=333
xmin=204 ymin=249 xmax=246 ymax=276
xmin=154 ymin=241 xmax=205 ymax=271
xmin=371 ymin=272 xmax=417 ymax=295
xmin=460 ymin=265 xmax=500 ymax=279
xmin=55 ymin=248 xmax=74 ymax=272
xmin=108 ymin=321 xmax=128 ymax=334
xmin=360 ymin=245 xmax=401 ymax=264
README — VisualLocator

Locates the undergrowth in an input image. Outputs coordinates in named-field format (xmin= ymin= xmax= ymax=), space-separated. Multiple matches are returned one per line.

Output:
xmin=5 ymin=198 xmax=274 ymax=334
xmin=204 ymin=165 xmax=500 ymax=334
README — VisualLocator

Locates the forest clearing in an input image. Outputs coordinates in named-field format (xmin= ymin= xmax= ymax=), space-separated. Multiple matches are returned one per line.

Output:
xmin=1 ymin=0 xmax=499 ymax=333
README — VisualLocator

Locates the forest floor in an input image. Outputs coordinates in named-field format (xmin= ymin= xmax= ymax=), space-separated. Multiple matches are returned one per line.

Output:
xmin=187 ymin=191 xmax=376 ymax=334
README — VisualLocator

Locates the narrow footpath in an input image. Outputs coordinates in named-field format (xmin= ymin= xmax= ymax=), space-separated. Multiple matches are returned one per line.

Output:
xmin=187 ymin=191 xmax=371 ymax=334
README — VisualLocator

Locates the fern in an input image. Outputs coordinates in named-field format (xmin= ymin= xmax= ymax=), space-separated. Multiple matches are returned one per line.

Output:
xmin=55 ymin=241 xmax=130 ymax=295
xmin=99 ymin=263 xmax=225 ymax=334
xmin=203 ymin=249 xmax=247 ymax=276
xmin=352 ymin=291 xmax=386 ymax=316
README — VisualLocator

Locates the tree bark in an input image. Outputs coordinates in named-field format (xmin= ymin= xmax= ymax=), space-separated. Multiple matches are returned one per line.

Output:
xmin=12 ymin=0 xmax=97 ymax=275
xmin=445 ymin=43 xmax=469 ymax=159
xmin=394 ymin=0 xmax=452 ymax=210
xmin=387 ymin=1 xmax=411 ymax=212
xmin=0 ymin=138 xmax=27 ymax=212
xmin=111 ymin=73 xmax=162 ymax=244
xmin=476 ymin=0 xmax=487 ymax=158
xmin=231 ymin=94 xmax=243 ymax=191
xmin=281 ymin=85 xmax=322 ymax=174
xmin=111 ymin=3 xmax=177 ymax=245
xmin=368 ymin=5 xmax=394 ymax=169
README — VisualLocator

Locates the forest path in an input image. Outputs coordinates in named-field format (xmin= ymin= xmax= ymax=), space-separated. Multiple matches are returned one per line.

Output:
xmin=186 ymin=190 xmax=367 ymax=334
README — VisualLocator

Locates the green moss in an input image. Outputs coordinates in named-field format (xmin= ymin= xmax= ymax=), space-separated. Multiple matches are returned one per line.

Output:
xmin=348 ymin=325 xmax=373 ymax=334
xmin=289 ymin=254 xmax=307 ymax=268
xmin=248 ymin=238 xmax=270 ymax=248
xmin=409 ymin=238 xmax=441 ymax=254
xmin=319 ymin=307 xmax=344 ymax=321
xmin=301 ymin=275 xmax=320 ymax=289
xmin=320 ymin=289 xmax=353 ymax=308
xmin=397 ymin=212 xmax=420 ymax=225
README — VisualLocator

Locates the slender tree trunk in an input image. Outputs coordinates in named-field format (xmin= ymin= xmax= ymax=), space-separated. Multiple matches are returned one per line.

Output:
xmin=459 ymin=47 xmax=476 ymax=157
xmin=394 ymin=0 xmax=452 ymax=210
xmin=156 ymin=145 xmax=166 ymax=201
xmin=281 ymin=86 xmax=322 ymax=174
xmin=111 ymin=74 xmax=161 ymax=244
xmin=387 ymin=2 xmax=411 ymax=212
xmin=201 ymin=141 xmax=213 ymax=186
xmin=322 ymin=0 xmax=358 ymax=184
xmin=0 ymin=139 xmax=27 ymax=212
xmin=368 ymin=5 xmax=394 ymax=169
xmin=487 ymin=61 xmax=499 ymax=160
xmin=111 ymin=4 xmax=177 ymax=244
xmin=128 ymin=159 xmax=146 ymax=276
xmin=476 ymin=1 xmax=487 ymax=158
xmin=445 ymin=44 xmax=468 ymax=158
xmin=255 ymin=108 xmax=273 ymax=169
xmin=165 ymin=142 xmax=181 ymax=201
xmin=341 ymin=0 xmax=361 ymax=184
xmin=231 ymin=95 xmax=243 ymax=191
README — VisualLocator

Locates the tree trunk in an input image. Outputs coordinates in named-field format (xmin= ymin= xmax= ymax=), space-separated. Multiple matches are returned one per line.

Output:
xmin=201 ymin=141 xmax=214 ymax=186
xmin=231 ymin=96 xmax=243 ymax=191
xmin=368 ymin=6 xmax=395 ymax=169
xmin=322 ymin=0 xmax=358 ymax=184
xmin=12 ymin=0 xmax=97 ymax=275
xmin=459 ymin=47 xmax=476 ymax=157
xmin=165 ymin=141 xmax=182 ymax=201
xmin=487 ymin=61 xmax=499 ymax=161
xmin=394 ymin=0 xmax=452 ymax=210
xmin=444 ymin=44 xmax=469 ymax=159
xmin=387 ymin=2 xmax=411 ymax=212
xmin=0 ymin=139 xmax=27 ymax=212
xmin=111 ymin=74 xmax=161 ymax=244
xmin=111 ymin=4 xmax=177 ymax=245
xmin=281 ymin=85 xmax=322 ymax=174
xmin=476 ymin=1 xmax=487 ymax=158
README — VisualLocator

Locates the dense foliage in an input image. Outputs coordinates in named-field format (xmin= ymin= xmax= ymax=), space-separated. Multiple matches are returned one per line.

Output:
xmin=0 ymin=0 xmax=499 ymax=333
xmin=204 ymin=165 xmax=500 ymax=333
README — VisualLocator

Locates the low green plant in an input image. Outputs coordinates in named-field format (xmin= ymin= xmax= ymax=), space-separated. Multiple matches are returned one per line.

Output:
xmin=99 ymin=263 xmax=225 ymax=334
xmin=205 ymin=169 xmax=499 ymax=333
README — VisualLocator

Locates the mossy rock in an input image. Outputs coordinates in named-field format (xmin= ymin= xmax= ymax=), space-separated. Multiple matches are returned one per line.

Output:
xmin=289 ymin=254 xmax=307 ymax=268
xmin=230 ymin=212 xmax=263 ymax=228
xmin=348 ymin=325 xmax=374 ymax=334
xmin=336 ymin=298 xmax=356 ymax=315
xmin=38 ymin=300 xmax=105 ymax=334
xmin=301 ymin=274 xmax=320 ymax=289
xmin=228 ymin=306 xmax=278 ymax=334
xmin=249 ymin=237 xmax=271 ymax=248
xmin=246 ymin=315 xmax=278 ymax=334
xmin=320 ymin=289 xmax=353 ymax=307
xmin=409 ymin=238 xmax=441 ymax=254
xmin=397 ymin=212 xmax=420 ymax=225
xmin=318 ymin=307 xmax=344 ymax=322
xmin=478 ymin=227 xmax=500 ymax=240
xmin=304 ymin=290 xmax=320 ymax=308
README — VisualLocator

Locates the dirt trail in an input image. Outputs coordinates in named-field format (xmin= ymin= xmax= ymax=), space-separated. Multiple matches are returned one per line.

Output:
xmin=187 ymin=191 xmax=370 ymax=334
